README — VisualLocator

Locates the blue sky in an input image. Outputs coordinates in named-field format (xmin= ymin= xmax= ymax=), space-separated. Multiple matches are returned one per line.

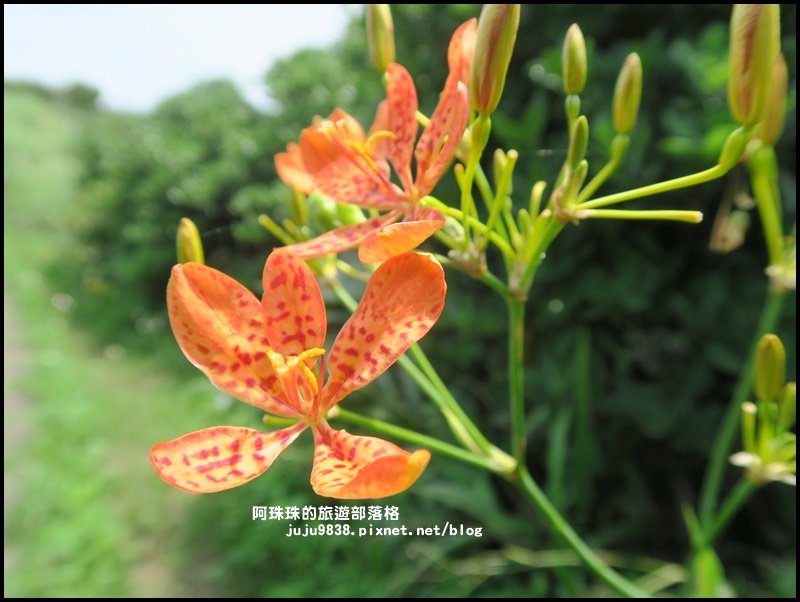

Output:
xmin=4 ymin=4 xmax=354 ymax=112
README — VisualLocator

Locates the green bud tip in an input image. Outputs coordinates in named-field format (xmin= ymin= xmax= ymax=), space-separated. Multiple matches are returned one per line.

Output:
xmin=470 ymin=4 xmax=521 ymax=115
xmin=728 ymin=4 xmax=780 ymax=126
xmin=366 ymin=4 xmax=396 ymax=74
xmin=755 ymin=333 xmax=786 ymax=403
xmin=176 ymin=217 xmax=204 ymax=265
xmin=562 ymin=24 xmax=587 ymax=95
xmin=758 ymin=53 xmax=788 ymax=145
xmin=613 ymin=53 xmax=643 ymax=135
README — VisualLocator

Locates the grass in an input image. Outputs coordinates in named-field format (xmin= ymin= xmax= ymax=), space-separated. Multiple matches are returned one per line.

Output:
xmin=2 ymin=87 xmax=260 ymax=596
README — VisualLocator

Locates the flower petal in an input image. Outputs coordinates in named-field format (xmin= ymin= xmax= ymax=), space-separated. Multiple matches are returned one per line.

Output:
xmin=310 ymin=426 xmax=430 ymax=499
xmin=321 ymin=252 xmax=446 ymax=408
xmin=284 ymin=211 xmax=402 ymax=259
xmin=151 ymin=424 xmax=305 ymax=493
xmin=383 ymin=63 xmax=419 ymax=193
xmin=168 ymin=263 xmax=296 ymax=417
xmin=414 ymin=80 xmax=470 ymax=197
xmin=299 ymin=122 xmax=402 ymax=210
xmin=358 ymin=207 xmax=445 ymax=263
xmin=275 ymin=143 xmax=316 ymax=194
xmin=448 ymin=19 xmax=478 ymax=84
xmin=261 ymin=251 xmax=326 ymax=356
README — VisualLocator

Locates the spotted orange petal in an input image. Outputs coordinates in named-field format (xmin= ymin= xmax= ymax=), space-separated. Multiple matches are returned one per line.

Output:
xmin=168 ymin=264 xmax=298 ymax=416
xmin=357 ymin=207 xmax=445 ymax=263
xmin=284 ymin=210 xmax=402 ymax=259
xmin=414 ymin=80 xmax=470 ymax=197
xmin=150 ymin=424 xmax=306 ymax=493
xmin=327 ymin=108 xmax=366 ymax=143
xmin=321 ymin=252 xmax=446 ymax=408
xmin=310 ymin=425 xmax=430 ymax=499
xmin=275 ymin=143 xmax=315 ymax=194
xmin=261 ymin=251 xmax=326 ymax=356
xmin=299 ymin=122 xmax=402 ymax=210
xmin=383 ymin=63 xmax=419 ymax=194
xmin=448 ymin=19 xmax=478 ymax=85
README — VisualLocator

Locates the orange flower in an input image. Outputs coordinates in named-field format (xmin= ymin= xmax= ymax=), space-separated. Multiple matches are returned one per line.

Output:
xmin=275 ymin=19 xmax=477 ymax=263
xmin=150 ymin=251 xmax=446 ymax=498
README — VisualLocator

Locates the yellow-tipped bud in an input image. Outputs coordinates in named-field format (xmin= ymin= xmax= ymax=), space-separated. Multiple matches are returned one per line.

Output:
xmin=366 ymin=4 xmax=395 ymax=74
xmin=755 ymin=333 xmax=786 ymax=403
xmin=493 ymin=148 xmax=508 ymax=189
xmin=728 ymin=4 xmax=780 ymax=126
xmin=758 ymin=53 xmax=788 ymax=145
xmin=562 ymin=24 xmax=587 ymax=95
xmin=567 ymin=115 xmax=589 ymax=169
xmin=613 ymin=53 xmax=643 ymax=135
xmin=470 ymin=4 xmax=520 ymax=115
xmin=778 ymin=382 xmax=796 ymax=434
xmin=176 ymin=217 xmax=204 ymax=265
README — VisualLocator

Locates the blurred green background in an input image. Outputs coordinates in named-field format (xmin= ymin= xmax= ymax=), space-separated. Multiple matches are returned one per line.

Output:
xmin=4 ymin=4 xmax=796 ymax=597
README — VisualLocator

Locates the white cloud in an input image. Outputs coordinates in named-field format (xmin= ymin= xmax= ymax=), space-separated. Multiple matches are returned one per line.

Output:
xmin=3 ymin=4 xmax=355 ymax=111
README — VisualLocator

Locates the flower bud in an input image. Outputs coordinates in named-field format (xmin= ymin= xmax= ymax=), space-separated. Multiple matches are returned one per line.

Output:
xmin=562 ymin=24 xmax=587 ymax=95
xmin=758 ymin=53 xmax=788 ymax=145
xmin=755 ymin=333 xmax=786 ymax=403
xmin=176 ymin=218 xmax=204 ymax=265
xmin=613 ymin=53 xmax=642 ymax=135
xmin=567 ymin=115 xmax=589 ymax=169
xmin=366 ymin=4 xmax=395 ymax=74
xmin=470 ymin=4 xmax=520 ymax=115
xmin=728 ymin=4 xmax=780 ymax=126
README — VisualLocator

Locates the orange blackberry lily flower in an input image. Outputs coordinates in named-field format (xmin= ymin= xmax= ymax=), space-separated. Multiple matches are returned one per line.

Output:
xmin=276 ymin=19 xmax=477 ymax=263
xmin=150 ymin=251 xmax=446 ymax=498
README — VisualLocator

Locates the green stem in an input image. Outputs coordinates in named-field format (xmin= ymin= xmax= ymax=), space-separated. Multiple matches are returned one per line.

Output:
xmin=424 ymin=198 xmax=516 ymax=260
xmin=703 ymin=478 xmax=758 ymax=547
xmin=578 ymin=157 xmax=621 ymax=204
xmin=749 ymin=145 xmax=785 ymax=267
xmin=508 ymin=297 xmax=527 ymax=461
xmin=331 ymin=408 xmax=497 ymax=472
xmin=697 ymin=290 xmax=786 ymax=528
xmin=578 ymin=165 xmax=727 ymax=210
xmin=577 ymin=209 xmax=703 ymax=223
xmin=517 ymin=467 xmax=649 ymax=598
xmin=474 ymin=163 xmax=497 ymax=213
xmin=407 ymin=345 xmax=504 ymax=461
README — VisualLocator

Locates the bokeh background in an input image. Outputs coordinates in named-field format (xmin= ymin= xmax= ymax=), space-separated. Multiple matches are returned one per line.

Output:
xmin=4 ymin=4 xmax=796 ymax=597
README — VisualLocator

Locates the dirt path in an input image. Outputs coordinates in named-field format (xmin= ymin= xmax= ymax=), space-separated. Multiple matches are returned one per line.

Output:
xmin=3 ymin=288 xmax=33 ymax=580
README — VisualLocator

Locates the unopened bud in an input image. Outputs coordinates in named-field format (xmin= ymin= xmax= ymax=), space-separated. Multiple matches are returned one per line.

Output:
xmin=562 ymin=24 xmax=587 ymax=95
xmin=176 ymin=218 xmax=204 ymax=265
xmin=758 ymin=53 xmax=788 ymax=145
xmin=778 ymin=382 xmax=796 ymax=433
xmin=366 ymin=4 xmax=395 ymax=74
xmin=755 ymin=333 xmax=786 ymax=403
xmin=567 ymin=115 xmax=589 ymax=169
xmin=470 ymin=4 xmax=520 ymax=115
xmin=613 ymin=53 xmax=642 ymax=135
xmin=728 ymin=4 xmax=780 ymax=126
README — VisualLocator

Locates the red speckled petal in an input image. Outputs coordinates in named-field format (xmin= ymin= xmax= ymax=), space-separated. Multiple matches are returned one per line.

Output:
xmin=321 ymin=253 xmax=446 ymax=408
xmin=275 ymin=143 xmax=316 ymax=194
xmin=414 ymin=80 xmax=470 ymax=197
xmin=284 ymin=210 xmax=402 ymax=259
xmin=150 ymin=424 xmax=305 ymax=493
xmin=384 ymin=64 xmax=419 ymax=193
xmin=167 ymin=264 xmax=296 ymax=417
xmin=310 ymin=425 xmax=430 ymax=499
xmin=299 ymin=123 xmax=402 ymax=210
xmin=448 ymin=19 xmax=478 ymax=84
xmin=358 ymin=208 xmax=445 ymax=263
xmin=261 ymin=251 xmax=326 ymax=356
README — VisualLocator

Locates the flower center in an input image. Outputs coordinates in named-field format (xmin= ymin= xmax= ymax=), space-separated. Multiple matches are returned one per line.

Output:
xmin=267 ymin=347 xmax=326 ymax=419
